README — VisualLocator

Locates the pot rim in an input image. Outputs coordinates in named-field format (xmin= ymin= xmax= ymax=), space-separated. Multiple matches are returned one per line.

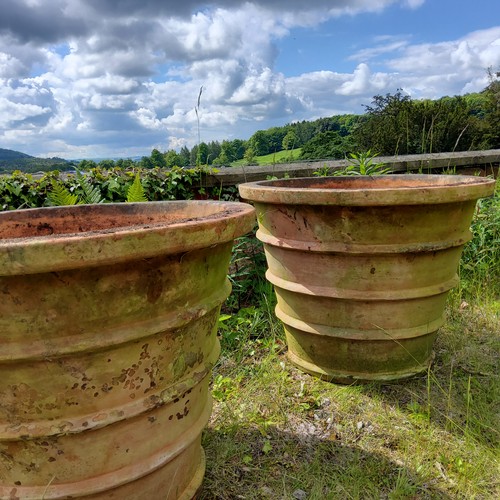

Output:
xmin=238 ymin=174 xmax=496 ymax=206
xmin=0 ymin=200 xmax=256 ymax=275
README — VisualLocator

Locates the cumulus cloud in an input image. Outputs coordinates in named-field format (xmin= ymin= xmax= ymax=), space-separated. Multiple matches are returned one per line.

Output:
xmin=0 ymin=0 xmax=498 ymax=158
xmin=0 ymin=97 xmax=50 ymax=127
xmin=383 ymin=26 xmax=500 ymax=96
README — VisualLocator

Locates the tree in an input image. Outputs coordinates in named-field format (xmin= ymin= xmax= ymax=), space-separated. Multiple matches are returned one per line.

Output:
xmin=115 ymin=158 xmax=135 ymax=169
xmin=300 ymin=131 xmax=353 ymax=160
xmin=206 ymin=141 xmax=221 ymax=164
xmin=481 ymin=68 xmax=500 ymax=149
xmin=139 ymin=156 xmax=153 ymax=169
xmin=282 ymin=129 xmax=297 ymax=151
xmin=353 ymin=90 xmax=413 ymax=155
xmin=179 ymin=146 xmax=191 ymax=166
xmin=353 ymin=90 xmax=489 ymax=155
xmin=230 ymin=139 xmax=247 ymax=160
xmin=164 ymin=150 xmax=184 ymax=168
xmin=151 ymin=148 xmax=167 ymax=168
xmin=78 ymin=159 xmax=97 ymax=170
xmin=249 ymin=130 xmax=270 ymax=156
xmin=193 ymin=142 xmax=209 ymax=165
xmin=213 ymin=140 xmax=234 ymax=165
xmin=243 ymin=146 xmax=257 ymax=165
xmin=98 ymin=159 xmax=115 ymax=169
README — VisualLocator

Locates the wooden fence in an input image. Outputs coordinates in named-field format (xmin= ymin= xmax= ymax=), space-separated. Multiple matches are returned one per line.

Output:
xmin=203 ymin=149 xmax=500 ymax=187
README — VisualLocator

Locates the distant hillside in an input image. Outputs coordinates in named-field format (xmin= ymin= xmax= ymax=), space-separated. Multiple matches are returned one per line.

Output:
xmin=0 ymin=148 xmax=75 ymax=173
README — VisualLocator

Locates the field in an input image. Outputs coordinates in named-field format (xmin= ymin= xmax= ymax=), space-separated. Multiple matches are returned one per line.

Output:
xmin=231 ymin=148 xmax=302 ymax=167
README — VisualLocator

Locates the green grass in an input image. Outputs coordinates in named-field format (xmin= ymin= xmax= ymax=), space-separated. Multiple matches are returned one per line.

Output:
xmin=200 ymin=297 xmax=499 ymax=499
xmin=231 ymin=148 xmax=302 ymax=167
xmin=199 ymin=177 xmax=499 ymax=499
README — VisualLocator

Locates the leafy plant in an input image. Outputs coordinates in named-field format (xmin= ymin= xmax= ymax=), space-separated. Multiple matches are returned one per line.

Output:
xmin=224 ymin=232 xmax=271 ymax=312
xmin=1 ymin=166 xmax=227 ymax=211
xmin=126 ymin=173 xmax=147 ymax=202
xmin=459 ymin=176 xmax=499 ymax=297
xmin=313 ymin=150 xmax=390 ymax=176
xmin=313 ymin=164 xmax=334 ymax=177
xmin=343 ymin=150 xmax=391 ymax=175
xmin=75 ymin=170 xmax=104 ymax=204
xmin=46 ymin=180 xmax=80 ymax=206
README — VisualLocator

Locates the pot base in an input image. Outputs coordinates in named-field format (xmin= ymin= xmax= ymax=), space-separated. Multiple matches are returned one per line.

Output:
xmin=287 ymin=349 xmax=434 ymax=384
xmin=283 ymin=323 xmax=437 ymax=384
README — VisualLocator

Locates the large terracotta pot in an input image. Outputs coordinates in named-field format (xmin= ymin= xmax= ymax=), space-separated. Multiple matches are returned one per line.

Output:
xmin=239 ymin=175 xmax=495 ymax=383
xmin=0 ymin=201 xmax=255 ymax=499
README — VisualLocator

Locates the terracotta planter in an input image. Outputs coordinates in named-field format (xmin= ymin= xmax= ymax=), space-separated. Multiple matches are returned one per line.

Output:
xmin=0 ymin=201 xmax=255 ymax=499
xmin=239 ymin=175 xmax=495 ymax=383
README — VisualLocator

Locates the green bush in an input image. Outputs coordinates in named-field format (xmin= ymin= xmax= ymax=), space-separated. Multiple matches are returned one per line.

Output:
xmin=0 ymin=166 xmax=231 ymax=211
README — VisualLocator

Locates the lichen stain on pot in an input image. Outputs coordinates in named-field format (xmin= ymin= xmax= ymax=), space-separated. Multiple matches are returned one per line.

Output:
xmin=144 ymin=268 xmax=164 ymax=303
xmin=0 ymin=201 xmax=255 ymax=499
xmin=239 ymin=174 xmax=495 ymax=383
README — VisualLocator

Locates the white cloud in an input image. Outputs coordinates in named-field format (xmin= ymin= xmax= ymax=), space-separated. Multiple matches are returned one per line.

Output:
xmin=337 ymin=63 xmax=373 ymax=95
xmin=403 ymin=0 xmax=425 ymax=8
xmin=0 ymin=97 xmax=50 ymax=126
xmin=349 ymin=36 xmax=410 ymax=61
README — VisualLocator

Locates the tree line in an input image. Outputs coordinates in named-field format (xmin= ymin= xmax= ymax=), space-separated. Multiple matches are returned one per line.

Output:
xmin=78 ymin=72 xmax=499 ymax=170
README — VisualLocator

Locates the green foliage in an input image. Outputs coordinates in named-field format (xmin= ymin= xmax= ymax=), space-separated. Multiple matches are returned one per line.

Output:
xmin=300 ymin=131 xmax=354 ymax=160
xmin=74 ymin=170 xmax=105 ymax=204
xmin=0 ymin=171 xmax=53 ymax=210
xmin=459 ymin=177 xmax=499 ymax=297
xmin=313 ymin=164 xmax=336 ymax=177
xmin=46 ymin=171 xmax=105 ymax=206
xmin=224 ymin=232 xmax=271 ymax=312
xmin=46 ymin=181 xmax=80 ymax=206
xmin=344 ymin=150 xmax=391 ymax=175
xmin=150 ymin=148 xmax=167 ymax=168
xmin=353 ymin=89 xmax=496 ymax=155
xmin=1 ymin=166 xmax=225 ymax=211
xmin=313 ymin=150 xmax=390 ymax=176
xmin=126 ymin=173 xmax=148 ymax=202
xmin=282 ymin=129 xmax=297 ymax=151
xmin=480 ymin=68 xmax=500 ymax=149
xmin=243 ymin=146 xmax=257 ymax=165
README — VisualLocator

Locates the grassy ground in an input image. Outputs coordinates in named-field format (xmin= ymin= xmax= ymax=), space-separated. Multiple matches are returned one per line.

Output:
xmin=231 ymin=148 xmax=302 ymax=167
xmin=199 ymin=178 xmax=499 ymax=500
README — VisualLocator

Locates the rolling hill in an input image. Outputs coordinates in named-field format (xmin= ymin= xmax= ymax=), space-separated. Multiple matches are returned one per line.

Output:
xmin=0 ymin=148 xmax=75 ymax=173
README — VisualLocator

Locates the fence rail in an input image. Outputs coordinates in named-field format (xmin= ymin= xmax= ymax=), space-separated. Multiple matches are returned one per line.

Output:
xmin=203 ymin=149 xmax=500 ymax=187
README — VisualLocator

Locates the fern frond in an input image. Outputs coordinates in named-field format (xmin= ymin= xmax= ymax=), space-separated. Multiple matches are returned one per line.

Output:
xmin=47 ymin=181 xmax=80 ymax=206
xmin=127 ymin=173 xmax=147 ymax=202
xmin=76 ymin=171 xmax=104 ymax=204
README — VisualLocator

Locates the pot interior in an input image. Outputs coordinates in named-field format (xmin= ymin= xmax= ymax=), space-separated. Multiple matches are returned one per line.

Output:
xmin=239 ymin=174 xmax=495 ymax=206
xmin=0 ymin=201 xmax=250 ymax=240
xmin=253 ymin=174 xmax=491 ymax=190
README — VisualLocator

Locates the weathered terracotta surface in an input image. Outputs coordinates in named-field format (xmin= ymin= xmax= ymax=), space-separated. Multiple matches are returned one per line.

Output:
xmin=0 ymin=201 xmax=255 ymax=499
xmin=239 ymin=175 xmax=495 ymax=383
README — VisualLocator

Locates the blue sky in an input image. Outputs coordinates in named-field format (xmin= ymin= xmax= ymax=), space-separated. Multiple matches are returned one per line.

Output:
xmin=0 ymin=0 xmax=499 ymax=159
xmin=277 ymin=0 xmax=498 ymax=75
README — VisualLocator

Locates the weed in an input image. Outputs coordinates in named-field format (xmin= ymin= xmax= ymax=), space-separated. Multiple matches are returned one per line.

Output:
xmin=224 ymin=232 xmax=271 ymax=313
xmin=459 ymin=176 xmax=499 ymax=299
xmin=344 ymin=150 xmax=391 ymax=175
xmin=313 ymin=150 xmax=391 ymax=177
xmin=312 ymin=164 xmax=333 ymax=177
